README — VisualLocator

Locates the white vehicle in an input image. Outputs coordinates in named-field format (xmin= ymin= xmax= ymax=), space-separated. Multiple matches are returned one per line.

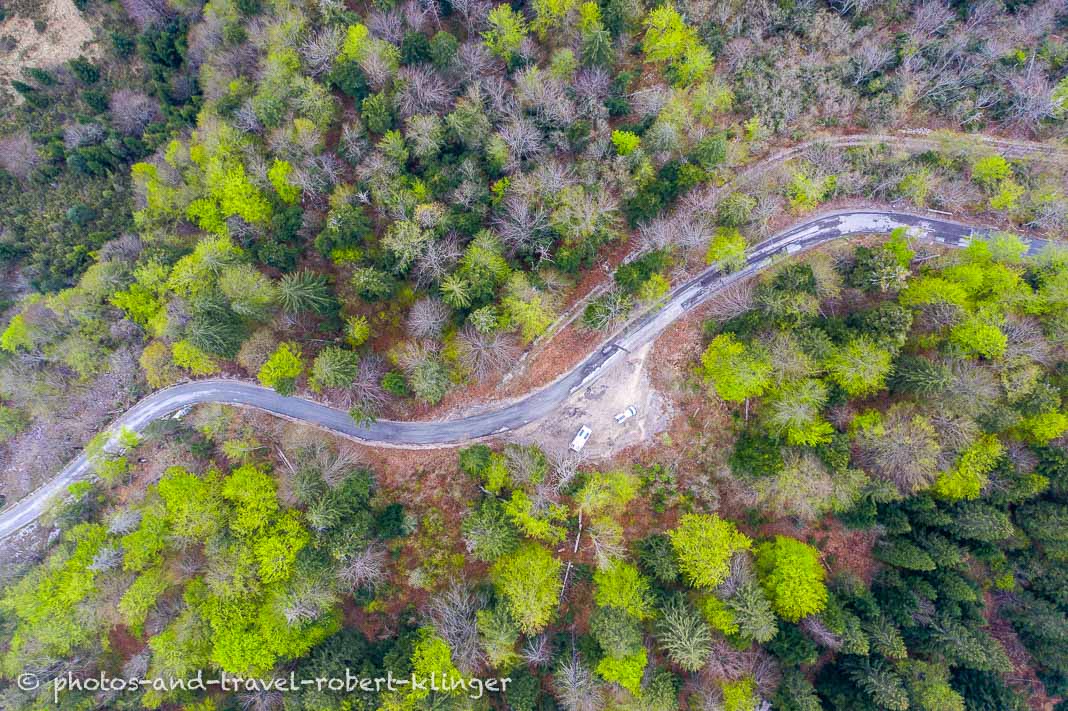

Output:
xmin=570 ymin=425 xmax=592 ymax=452
xmin=614 ymin=406 xmax=638 ymax=424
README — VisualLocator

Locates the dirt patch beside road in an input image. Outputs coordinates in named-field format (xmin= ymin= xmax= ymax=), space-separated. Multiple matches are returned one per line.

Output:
xmin=510 ymin=341 xmax=672 ymax=460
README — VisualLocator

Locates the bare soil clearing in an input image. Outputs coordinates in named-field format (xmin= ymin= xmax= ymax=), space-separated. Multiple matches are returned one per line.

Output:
xmin=511 ymin=340 xmax=672 ymax=460
xmin=0 ymin=0 xmax=96 ymax=98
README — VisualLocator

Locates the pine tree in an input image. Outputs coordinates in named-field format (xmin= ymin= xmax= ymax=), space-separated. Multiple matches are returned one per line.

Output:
xmin=726 ymin=581 xmax=778 ymax=643
xmin=654 ymin=595 xmax=713 ymax=672
xmin=848 ymin=659 xmax=909 ymax=711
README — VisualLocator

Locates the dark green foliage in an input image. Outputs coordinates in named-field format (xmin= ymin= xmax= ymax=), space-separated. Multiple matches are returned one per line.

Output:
xmin=327 ymin=61 xmax=370 ymax=100
xmin=373 ymin=503 xmax=406 ymax=539
xmin=623 ymin=161 xmax=700 ymax=226
xmin=614 ymin=249 xmax=671 ymax=294
xmin=381 ymin=371 xmax=409 ymax=397
xmin=504 ymin=668 xmax=541 ymax=711
xmin=889 ymin=355 xmax=953 ymax=395
xmin=25 ymin=67 xmax=56 ymax=86
xmin=429 ymin=31 xmax=459 ymax=69
xmin=776 ymin=668 xmax=823 ymax=711
xmin=68 ymin=57 xmax=99 ymax=84
xmin=873 ymin=538 xmax=937 ymax=571
xmin=691 ymin=134 xmax=727 ymax=171
xmin=111 ymin=31 xmax=136 ymax=57
xmin=400 ymin=31 xmax=431 ymax=64
xmin=590 ymin=606 xmax=643 ymax=657
xmin=849 ymin=302 xmax=913 ymax=347
xmin=139 ymin=19 xmax=187 ymax=70
xmin=637 ymin=533 xmax=679 ymax=585
xmin=950 ymin=668 xmax=1027 ymax=711
xmin=361 ymin=93 xmax=393 ymax=134
xmin=731 ymin=428 xmax=786 ymax=478
xmin=458 ymin=444 xmax=492 ymax=477
xmin=767 ymin=624 xmax=819 ymax=665
xmin=288 ymin=629 xmax=383 ymax=710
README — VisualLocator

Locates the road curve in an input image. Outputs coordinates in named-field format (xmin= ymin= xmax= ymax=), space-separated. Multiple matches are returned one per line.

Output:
xmin=0 ymin=209 xmax=1054 ymax=540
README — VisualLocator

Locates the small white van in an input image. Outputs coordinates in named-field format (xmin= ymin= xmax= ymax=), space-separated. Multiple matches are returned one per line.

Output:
xmin=569 ymin=425 xmax=592 ymax=452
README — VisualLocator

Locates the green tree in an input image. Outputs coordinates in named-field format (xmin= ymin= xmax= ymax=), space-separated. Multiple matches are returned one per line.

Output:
xmin=824 ymin=338 xmax=893 ymax=398
xmin=278 ymin=271 xmax=333 ymax=315
xmin=491 ymin=543 xmax=562 ymax=634
xmin=755 ymin=536 xmax=828 ymax=622
xmin=592 ymin=559 xmax=652 ymax=619
xmin=172 ymin=340 xmax=220 ymax=376
xmin=949 ymin=313 xmax=1007 ymax=359
xmin=701 ymin=334 xmax=773 ymax=403
xmin=310 ymin=346 xmax=359 ymax=392
xmin=726 ymin=581 xmax=778 ymax=643
xmin=0 ymin=314 xmax=34 ymax=352
xmin=705 ymin=227 xmax=747 ymax=273
xmin=655 ymin=594 xmax=713 ymax=672
xmin=611 ymin=130 xmax=640 ymax=156
xmin=641 ymin=5 xmax=698 ymax=64
xmin=258 ymin=342 xmax=304 ymax=395
xmin=931 ymin=435 xmax=1004 ymax=500
xmin=595 ymin=648 xmax=646 ymax=695
xmin=483 ymin=4 xmax=530 ymax=61
xmin=669 ymin=513 xmax=752 ymax=589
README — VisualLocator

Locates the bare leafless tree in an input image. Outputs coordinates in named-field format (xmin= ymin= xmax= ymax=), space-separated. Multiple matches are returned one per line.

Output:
xmin=455 ymin=41 xmax=497 ymax=85
xmin=850 ymin=39 xmax=894 ymax=86
xmin=413 ymin=234 xmax=461 ymax=287
xmin=450 ymin=0 xmax=492 ymax=26
xmin=301 ymin=26 xmax=342 ymax=76
xmin=1002 ymin=315 xmax=1054 ymax=366
xmin=234 ymin=99 xmax=263 ymax=134
xmin=395 ymin=65 xmax=454 ymax=118
xmin=407 ymin=297 xmax=451 ymax=340
xmin=368 ymin=8 xmax=405 ymax=42
xmin=426 ymin=584 xmax=486 ymax=674
xmin=108 ymin=508 xmax=142 ymax=535
xmin=62 ymin=123 xmax=106 ymax=149
xmin=99 ymin=233 xmax=144 ymax=263
xmin=1003 ymin=70 xmax=1058 ymax=130
xmin=801 ymin=615 xmax=843 ymax=650
xmin=281 ymin=575 xmax=338 ymax=625
xmin=553 ymin=652 xmax=605 ymax=711
xmin=337 ymin=543 xmax=389 ymax=591
xmin=110 ymin=90 xmax=161 ymax=136
xmin=120 ymin=0 xmax=170 ymax=30
xmin=0 ymin=131 xmax=40 ymax=179
xmin=910 ymin=0 xmax=955 ymax=40
xmin=703 ymin=280 xmax=755 ymax=322
xmin=238 ymin=684 xmax=284 ymax=711
xmin=339 ymin=121 xmax=370 ymax=164
xmin=88 ymin=545 xmax=124 ymax=572
xmin=495 ymin=195 xmax=550 ymax=255
xmin=457 ymin=326 xmax=518 ymax=382
xmin=498 ymin=118 xmax=545 ymax=172
xmin=523 ymin=634 xmax=554 ymax=668
xmin=856 ymin=404 xmax=942 ymax=494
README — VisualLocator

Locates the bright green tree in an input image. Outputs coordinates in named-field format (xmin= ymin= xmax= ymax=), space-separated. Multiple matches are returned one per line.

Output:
xmin=669 ymin=513 xmax=752 ymax=589
xmin=824 ymin=338 xmax=893 ymax=398
xmin=258 ymin=342 xmax=304 ymax=395
xmin=491 ymin=543 xmax=563 ymax=634
xmin=701 ymin=334 xmax=773 ymax=403
xmin=755 ymin=536 xmax=827 ymax=622
xmin=483 ymin=4 xmax=529 ymax=61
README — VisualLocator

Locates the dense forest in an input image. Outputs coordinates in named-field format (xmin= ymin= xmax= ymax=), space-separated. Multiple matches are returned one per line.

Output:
xmin=0 ymin=234 xmax=1066 ymax=710
xmin=1 ymin=0 xmax=1068 ymax=708
xmin=1 ymin=0 xmax=1068 ymax=505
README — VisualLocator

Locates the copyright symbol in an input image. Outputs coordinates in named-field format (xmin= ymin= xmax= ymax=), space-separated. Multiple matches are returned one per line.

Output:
xmin=17 ymin=673 xmax=39 ymax=690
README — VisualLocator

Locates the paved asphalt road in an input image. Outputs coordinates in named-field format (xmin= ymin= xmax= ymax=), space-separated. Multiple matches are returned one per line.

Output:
xmin=0 ymin=209 xmax=1053 ymax=540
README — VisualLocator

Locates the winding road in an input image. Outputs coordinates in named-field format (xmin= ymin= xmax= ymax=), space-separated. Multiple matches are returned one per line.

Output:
xmin=0 ymin=209 xmax=1056 ymax=540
